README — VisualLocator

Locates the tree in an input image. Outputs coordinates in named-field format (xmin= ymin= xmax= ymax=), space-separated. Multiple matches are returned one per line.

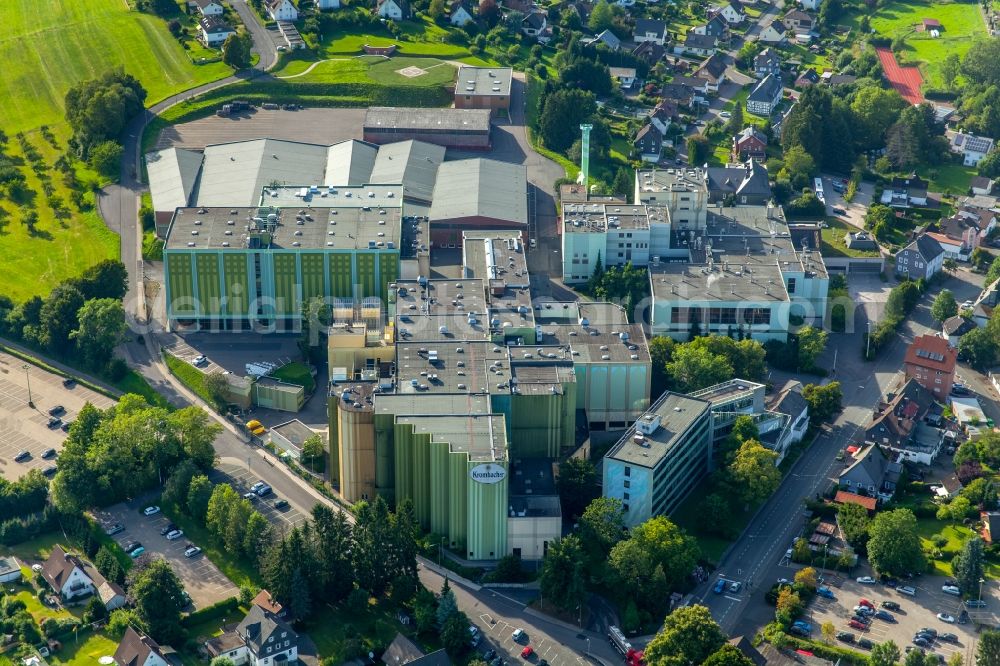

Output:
xmin=169 ymin=407 xmax=221 ymax=469
xmin=960 ymin=327 xmax=997 ymax=371
xmin=556 ymin=457 xmax=599 ymax=518
xmin=870 ymin=640 xmax=901 ymax=666
xmin=944 ymin=257 xmax=959 ymax=273
xmin=436 ymin=578 xmax=458 ymax=627
xmin=203 ymin=372 xmax=231 ymax=411
xmin=796 ymin=326 xmax=827 ymax=371
xmin=837 ymin=503 xmax=870 ymax=547
xmin=865 ymin=204 xmax=894 ymax=234
xmin=162 ymin=459 xmax=199 ymax=513
xmin=725 ymin=104 xmax=744 ymax=136
xmin=728 ymin=439 xmax=780 ymax=506
xmin=779 ymin=146 xmax=816 ymax=190
xmin=540 ymin=535 xmax=587 ymax=612
xmin=803 ymin=382 xmax=842 ymax=425
xmin=537 ymin=89 xmax=597 ymax=153
xmin=644 ymin=605 xmax=726 ymax=666
xmin=649 ymin=336 xmax=675 ymax=398
xmin=666 ymin=344 xmax=733 ymax=393
xmin=775 ymin=587 xmax=802 ymax=621
xmin=820 ymin=620 xmax=836 ymax=644
xmin=211 ymin=658 xmax=236 ymax=666
xmin=77 ymin=259 xmax=129 ymax=300
xmin=84 ymin=596 xmax=108 ymax=623
xmin=979 ymin=152 xmax=1000 ymax=179
xmin=107 ymin=608 xmax=147 ymax=639
xmin=64 ymin=70 xmax=147 ymax=156
xmin=947 ymin=654 xmax=963 ymax=666
xmin=71 ymin=298 xmax=127 ymax=370
xmin=187 ymin=475 xmax=213 ymax=521
xmin=95 ymin=545 xmax=125 ymax=585
xmin=849 ymin=84 xmax=906 ymax=149
xmin=301 ymin=435 xmax=325 ymax=471
xmin=703 ymin=645 xmax=755 ymax=666
xmin=610 ymin=517 xmax=698 ymax=613
xmin=942 ymin=53 xmax=961 ymax=88
xmin=578 ymin=497 xmax=626 ymax=569
xmin=867 ymin=509 xmax=925 ymax=575
xmin=289 ymin=567 xmax=312 ymax=620
xmin=587 ymin=0 xmax=614 ymax=32
xmin=953 ymin=536 xmax=985 ymax=597
xmin=980 ymin=630 xmax=1000 ymax=666
xmin=478 ymin=0 xmax=500 ymax=25
xmin=37 ymin=283 xmax=85 ymax=353
xmin=88 ymin=141 xmax=123 ymax=178
xmin=428 ymin=0 xmax=447 ymax=19
xmin=931 ymin=289 xmax=958 ymax=323
xmin=794 ymin=566 xmax=818 ymax=590
xmin=937 ymin=495 xmax=973 ymax=521
xmin=127 ymin=557 xmax=185 ymax=644
xmin=244 ymin=511 xmax=273 ymax=563
xmin=687 ymin=135 xmax=710 ymax=166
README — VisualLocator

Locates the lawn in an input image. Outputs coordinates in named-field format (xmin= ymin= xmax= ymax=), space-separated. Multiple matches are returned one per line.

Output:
xmin=48 ymin=630 xmax=119 ymax=666
xmin=927 ymin=162 xmax=977 ymax=196
xmin=163 ymin=503 xmax=261 ymax=588
xmin=4 ymin=531 xmax=66 ymax=563
xmin=114 ymin=369 xmax=174 ymax=409
xmin=271 ymin=361 xmax=316 ymax=393
xmin=864 ymin=0 xmax=986 ymax=89
xmin=274 ymin=55 xmax=457 ymax=88
xmin=320 ymin=15 xmax=474 ymax=58
xmin=9 ymin=568 xmax=80 ymax=624
xmin=672 ymin=479 xmax=758 ymax=565
xmin=820 ymin=217 xmax=882 ymax=258
xmin=306 ymin=597 xmax=434 ymax=663
xmin=164 ymin=351 xmax=211 ymax=404
xmin=915 ymin=518 xmax=972 ymax=576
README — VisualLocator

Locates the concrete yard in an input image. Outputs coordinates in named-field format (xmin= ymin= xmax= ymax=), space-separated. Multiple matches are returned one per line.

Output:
xmin=0 ymin=351 xmax=115 ymax=481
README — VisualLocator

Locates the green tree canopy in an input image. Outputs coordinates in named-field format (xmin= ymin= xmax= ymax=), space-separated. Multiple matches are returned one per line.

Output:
xmin=867 ymin=509 xmax=925 ymax=576
xmin=644 ymin=605 xmax=726 ymax=666
xmin=539 ymin=535 xmax=587 ymax=612
xmin=556 ymin=457 xmax=599 ymax=519
xmin=931 ymin=289 xmax=959 ymax=323
xmin=728 ymin=439 xmax=780 ymax=506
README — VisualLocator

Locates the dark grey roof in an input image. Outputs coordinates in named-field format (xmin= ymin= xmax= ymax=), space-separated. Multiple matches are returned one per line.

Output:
xmin=705 ymin=160 xmax=771 ymax=199
xmin=382 ymin=633 xmax=452 ymax=665
xmin=839 ymin=444 xmax=900 ymax=489
xmin=754 ymin=47 xmax=781 ymax=67
xmin=729 ymin=637 xmax=766 ymax=666
xmin=115 ymin=627 xmax=170 ymax=666
xmin=784 ymin=9 xmax=813 ymax=23
xmin=773 ymin=384 xmax=809 ymax=420
xmin=696 ymin=53 xmax=728 ymax=80
xmin=943 ymin=315 xmax=976 ymax=336
xmin=200 ymin=16 xmax=234 ymax=32
xmin=748 ymin=73 xmax=782 ymax=103
xmin=236 ymin=605 xmax=297 ymax=657
xmin=684 ymin=32 xmax=718 ymax=49
xmin=705 ymin=14 xmax=728 ymax=31
xmin=910 ymin=234 xmax=946 ymax=262
xmin=523 ymin=12 xmax=545 ymax=28
xmin=971 ymin=176 xmax=994 ymax=192
xmin=635 ymin=124 xmax=663 ymax=143
xmin=634 ymin=18 xmax=667 ymax=36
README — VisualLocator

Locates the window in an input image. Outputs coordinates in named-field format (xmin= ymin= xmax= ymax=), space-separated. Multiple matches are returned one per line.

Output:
xmin=623 ymin=503 xmax=629 ymax=512
xmin=786 ymin=277 xmax=796 ymax=293
xmin=623 ymin=492 xmax=630 ymax=500
xmin=624 ymin=466 xmax=631 ymax=477
xmin=624 ymin=480 xmax=630 ymax=488
xmin=281 ymin=633 xmax=287 ymax=639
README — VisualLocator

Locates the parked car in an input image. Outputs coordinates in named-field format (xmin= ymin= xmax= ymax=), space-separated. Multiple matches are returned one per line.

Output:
xmin=859 ymin=599 xmax=874 ymax=609
xmin=123 ymin=541 xmax=142 ymax=554
xmin=160 ymin=523 xmax=178 ymax=536
xmin=47 ymin=405 xmax=65 ymax=416
xmin=730 ymin=581 xmax=742 ymax=593
xmin=817 ymin=586 xmax=835 ymax=598
xmin=848 ymin=620 xmax=866 ymax=630
xmin=274 ymin=499 xmax=290 ymax=510
xmin=255 ymin=484 xmax=272 ymax=497
xmin=713 ymin=579 xmax=726 ymax=594
xmin=192 ymin=355 xmax=208 ymax=367
xmin=858 ymin=639 xmax=874 ymax=650
xmin=129 ymin=547 xmax=145 ymax=558
xmin=940 ymin=633 xmax=958 ymax=643
xmin=919 ymin=628 xmax=938 ymax=638
xmin=520 ymin=647 xmax=533 ymax=659
xmin=966 ymin=599 xmax=987 ymax=608
xmin=937 ymin=614 xmax=956 ymax=624
xmin=832 ymin=206 xmax=847 ymax=215
xmin=789 ymin=626 xmax=809 ymax=637
xmin=512 ymin=629 xmax=525 ymax=642
xmin=166 ymin=529 xmax=184 ymax=540
xmin=62 ymin=378 xmax=76 ymax=388
xmin=853 ymin=605 xmax=874 ymax=616
xmin=61 ymin=421 xmax=73 ymax=432
xmin=857 ymin=576 xmax=876 ymax=584
xmin=852 ymin=615 xmax=870 ymax=625
xmin=792 ymin=621 xmax=812 ymax=633
xmin=836 ymin=632 xmax=855 ymax=643
xmin=875 ymin=610 xmax=895 ymax=622
xmin=951 ymin=384 xmax=971 ymax=396
xmin=777 ymin=578 xmax=791 ymax=586
xmin=105 ymin=523 xmax=125 ymax=536
xmin=719 ymin=111 xmax=732 ymax=118
xmin=912 ymin=638 xmax=930 ymax=648
xmin=942 ymin=585 xmax=961 ymax=596
xmin=143 ymin=506 xmax=160 ymax=516
xmin=14 ymin=450 xmax=29 ymax=462
xmin=244 ymin=492 xmax=257 ymax=501
xmin=184 ymin=545 xmax=202 ymax=558
xmin=41 ymin=465 xmax=57 ymax=476
xmin=47 ymin=417 xmax=62 ymax=429
xmin=41 ymin=448 xmax=56 ymax=459
xmin=881 ymin=601 xmax=901 ymax=610
xmin=897 ymin=585 xmax=916 ymax=596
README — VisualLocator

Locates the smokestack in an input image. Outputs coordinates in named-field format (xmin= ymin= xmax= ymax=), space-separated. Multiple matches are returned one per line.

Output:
xmin=578 ymin=123 xmax=594 ymax=192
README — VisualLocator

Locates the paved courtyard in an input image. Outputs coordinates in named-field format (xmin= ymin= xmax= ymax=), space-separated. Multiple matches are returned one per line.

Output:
xmin=0 ymin=352 xmax=115 ymax=481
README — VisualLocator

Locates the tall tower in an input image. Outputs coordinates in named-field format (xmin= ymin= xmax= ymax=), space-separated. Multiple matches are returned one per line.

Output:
xmin=578 ymin=123 xmax=593 ymax=191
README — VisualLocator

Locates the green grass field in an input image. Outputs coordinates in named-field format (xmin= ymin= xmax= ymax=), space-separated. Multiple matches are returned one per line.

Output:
xmin=164 ymin=351 xmax=211 ymax=404
xmin=274 ymin=55 xmax=457 ymax=88
xmin=319 ymin=15 xmax=473 ymax=58
xmin=48 ymin=630 xmax=120 ymax=666
xmin=820 ymin=217 xmax=881 ymax=258
xmin=927 ymin=162 xmax=977 ymax=195
xmin=271 ymin=361 xmax=316 ymax=393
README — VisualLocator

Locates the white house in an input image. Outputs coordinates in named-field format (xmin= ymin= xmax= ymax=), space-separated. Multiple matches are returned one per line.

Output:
xmin=758 ymin=24 xmax=787 ymax=44
xmin=746 ymin=73 xmax=782 ymax=116
xmin=199 ymin=16 xmax=236 ymax=46
xmin=895 ymin=235 xmax=945 ymax=280
xmin=114 ymin=627 xmax=171 ymax=666
xmin=942 ymin=315 xmax=977 ymax=348
xmin=951 ymin=133 xmax=995 ymax=167
xmin=206 ymin=603 xmax=298 ymax=666
xmin=633 ymin=18 xmax=669 ymax=45
xmin=376 ymin=0 xmax=408 ymax=19
xmin=610 ymin=67 xmax=637 ymax=89
xmin=711 ymin=0 xmax=745 ymax=24
xmin=192 ymin=0 xmax=225 ymax=16
xmin=772 ymin=381 xmax=810 ymax=456
xmin=450 ymin=0 xmax=474 ymax=25
xmin=266 ymin=0 xmax=298 ymax=21
xmin=41 ymin=545 xmax=96 ymax=601
xmin=317 ymin=0 xmax=341 ymax=8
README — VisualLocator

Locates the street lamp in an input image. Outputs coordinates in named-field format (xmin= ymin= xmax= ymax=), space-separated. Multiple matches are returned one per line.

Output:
xmin=22 ymin=364 xmax=33 ymax=408
xmin=979 ymin=577 xmax=986 ymax=604
xmin=865 ymin=320 xmax=872 ymax=359
xmin=585 ymin=638 xmax=591 ymax=656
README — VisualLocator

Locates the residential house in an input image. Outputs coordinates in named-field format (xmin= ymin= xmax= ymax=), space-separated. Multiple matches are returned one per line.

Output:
xmin=692 ymin=15 xmax=729 ymax=39
xmin=672 ymin=76 xmax=709 ymax=102
xmin=206 ymin=604 xmax=298 ymax=666
xmin=771 ymin=380 xmax=810 ymax=455
xmin=895 ymin=234 xmax=945 ymax=280
xmin=660 ymin=82 xmax=695 ymax=107
xmin=982 ymin=512 xmax=1000 ymax=544
xmin=634 ymin=124 xmax=665 ymax=162
xmin=199 ymin=16 xmax=236 ymax=46
xmin=925 ymin=231 xmax=967 ymax=261
xmin=633 ymin=18 xmax=669 ymax=45
xmin=610 ymin=67 xmax=637 ymax=89
xmin=732 ymin=126 xmax=768 ymax=161
xmin=838 ymin=444 xmax=902 ymax=502
xmin=521 ymin=12 xmax=547 ymax=37
xmin=377 ymin=0 xmax=408 ymax=19
xmin=834 ymin=490 xmax=879 ymax=512
xmin=694 ymin=53 xmax=727 ymax=92
xmin=649 ymin=99 xmax=679 ymax=134
xmin=674 ymin=32 xmax=718 ymax=56
xmin=794 ymin=68 xmax=820 ymax=88
xmin=865 ymin=378 xmax=944 ymax=465
xmin=758 ymin=24 xmax=787 ymax=44
xmin=41 ymin=545 xmax=96 ymax=601
xmin=881 ymin=174 xmax=929 ymax=208
xmin=267 ymin=0 xmax=298 ymax=21
xmin=728 ymin=637 xmax=767 ymax=666
xmin=251 ymin=590 xmax=287 ymax=618
xmin=450 ymin=0 xmax=474 ymax=25
xmin=0 ymin=557 xmax=21 ymax=584
xmin=382 ymin=634 xmax=451 ymax=666
xmin=632 ymin=41 xmax=667 ymax=64
xmin=754 ymin=47 xmax=782 ymax=78
xmin=583 ymin=29 xmax=621 ymax=50
xmin=710 ymin=0 xmax=745 ymax=24
xmin=114 ymin=627 xmax=172 ymax=666
xmin=799 ymin=0 xmax=821 ymax=9
xmin=904 ymin=334 xmax=958 ymax=398
xmin=782 ymin=9 xmax=814 ymax=32
xmin=971 ymin=176 xmax=995 ymax=196
xmin=746 ymin=73 xmax=782 ymax=116
xmin=705 ymin=159 xmax=771 ymax=204
xmin=942 ymin=315 xmax=976 ymax=348
xmin=951 ymin=133 xmax=995 ymax=167
xmin=191 ymin=0 xmax=225 ymax=16
xmin=845 ymin=231 xmax=879 ymax=252
xmin=822 ymin=72 xmax=857 ymax=86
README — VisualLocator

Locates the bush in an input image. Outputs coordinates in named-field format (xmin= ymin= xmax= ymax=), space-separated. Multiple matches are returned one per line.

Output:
xmin=180 ymin=597 xmax=239 ymax=627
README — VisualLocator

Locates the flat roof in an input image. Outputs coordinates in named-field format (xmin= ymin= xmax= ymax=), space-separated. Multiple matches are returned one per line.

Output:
xmin=375 ymin=392 xmax=492 ymax=416
xmin=394 ymin=279 xmax=488 ymax=317
xmin=332 ymin=382 xmax=377 ymax=413
xmin=394 ymin=341 xmax=510 ymax=394
xmin=364 ymin=107 xmax=491 ymax=133
xmin=690 ymin=379 xmax=764 ymax=404
xmin=395 ymin=313 xmax=491 ymax=342
xmin=510 ymin=361 xmax=576 ymax=395
xmin=271 ymin=419 xmax=319 ymax=446
xmin=395 ymin=414 xmax=507 ymax=462
xmin=509 ymin=458 xmax=557 ymax=496
xmin=563 ymin=202 xmax=651 ymax=234
xmin=164 ymin=205 xmax=402 ymax=251
xmin=606 ymin=392 xmax=711 ymax=468
xmin=260 ymin=184 xmax=403 ymax=209
xmin=455 ymin=66 xmax=513 ymax=97
xmin=559 ymin=183 xmax=626 ymax=205
xmin=636 ymin=167 xmax=708 ymax=197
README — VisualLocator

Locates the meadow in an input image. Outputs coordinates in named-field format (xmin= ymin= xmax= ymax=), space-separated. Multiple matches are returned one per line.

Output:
xmin=274 ymin=55 xmax=458 ymax=87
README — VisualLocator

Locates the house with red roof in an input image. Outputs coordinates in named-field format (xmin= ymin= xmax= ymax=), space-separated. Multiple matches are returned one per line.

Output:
xmin=904 ymin=334 xmax=958 ymax=398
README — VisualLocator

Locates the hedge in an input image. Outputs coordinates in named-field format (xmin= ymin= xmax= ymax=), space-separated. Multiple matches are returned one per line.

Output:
xmin=180 ymin=596 xmax=240 ymax=627
xmin=778 ymin=634 xmax=871 ymax=666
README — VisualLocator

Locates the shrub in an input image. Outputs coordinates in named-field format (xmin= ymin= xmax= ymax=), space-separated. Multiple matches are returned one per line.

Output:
xmin=179 ymin=597 xmax=239 ymax=627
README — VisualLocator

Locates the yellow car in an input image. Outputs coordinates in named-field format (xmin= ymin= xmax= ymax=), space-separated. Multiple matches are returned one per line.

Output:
xmin=250 ymin=425 xmax=267 ymax=436
xmin=246 ymin=419 xmax=262 ymax=430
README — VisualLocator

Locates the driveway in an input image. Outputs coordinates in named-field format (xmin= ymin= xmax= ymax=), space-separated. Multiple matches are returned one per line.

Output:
xmin=95 ymin=503 xmax=240 ymax=610
xmin=0 ymin=351 xmax=115 ymax=481
xmin=822 ymin=176 xmax=874 ymax=230
xmin=230 ymin=0 xmax=279 ymax=72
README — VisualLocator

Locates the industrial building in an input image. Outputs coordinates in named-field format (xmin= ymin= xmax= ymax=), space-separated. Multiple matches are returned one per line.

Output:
xmin=363 ymin=107 xmax=492 ymax=149
xmin=603 ymin=391 xmax=714 ymax=527
xmin=429 ymin=161 xmax=528 ymax=247
xmin=454 ymin=66 xmax=513 ymax=112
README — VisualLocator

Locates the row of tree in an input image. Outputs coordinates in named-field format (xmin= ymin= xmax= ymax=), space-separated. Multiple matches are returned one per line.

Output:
xmin=0 ymin=470 xmax=48 ymax=522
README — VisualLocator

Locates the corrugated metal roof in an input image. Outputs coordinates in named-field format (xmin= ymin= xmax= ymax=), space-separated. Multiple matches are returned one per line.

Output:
xmin=324 ymin=140 xmax=377 ymax=186
xmin=429 ymin=158 xmax=527 ymax=225
xmin=369 ymin=139 xmax=444 ymax=202
xmin=146 ymin=148 xmax=203 ymax=212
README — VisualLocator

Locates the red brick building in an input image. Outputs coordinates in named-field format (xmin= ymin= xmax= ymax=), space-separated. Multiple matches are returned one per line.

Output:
xmin=903 ymin=334 xmax=958 ymax=397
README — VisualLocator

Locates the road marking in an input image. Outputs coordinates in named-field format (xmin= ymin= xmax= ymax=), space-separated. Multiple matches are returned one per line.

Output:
xmin=725 ymin=595 xmax=741 ymax=602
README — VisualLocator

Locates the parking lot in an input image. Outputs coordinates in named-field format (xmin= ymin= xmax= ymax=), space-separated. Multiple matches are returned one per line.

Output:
xmin=805 ymin=573 xmax=982 ymax=664
xmin=163 ymin=339 xmax=225 ymax=375
xmin=211 ymin=460 xmax=310 ymax=533
xmin=94 ymin=503 xmax=239 ymax=610
xmin=474 ymin=612 xmax=587 ymax=666
xmin=0 ymin=352 xmax=115 ymax=481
